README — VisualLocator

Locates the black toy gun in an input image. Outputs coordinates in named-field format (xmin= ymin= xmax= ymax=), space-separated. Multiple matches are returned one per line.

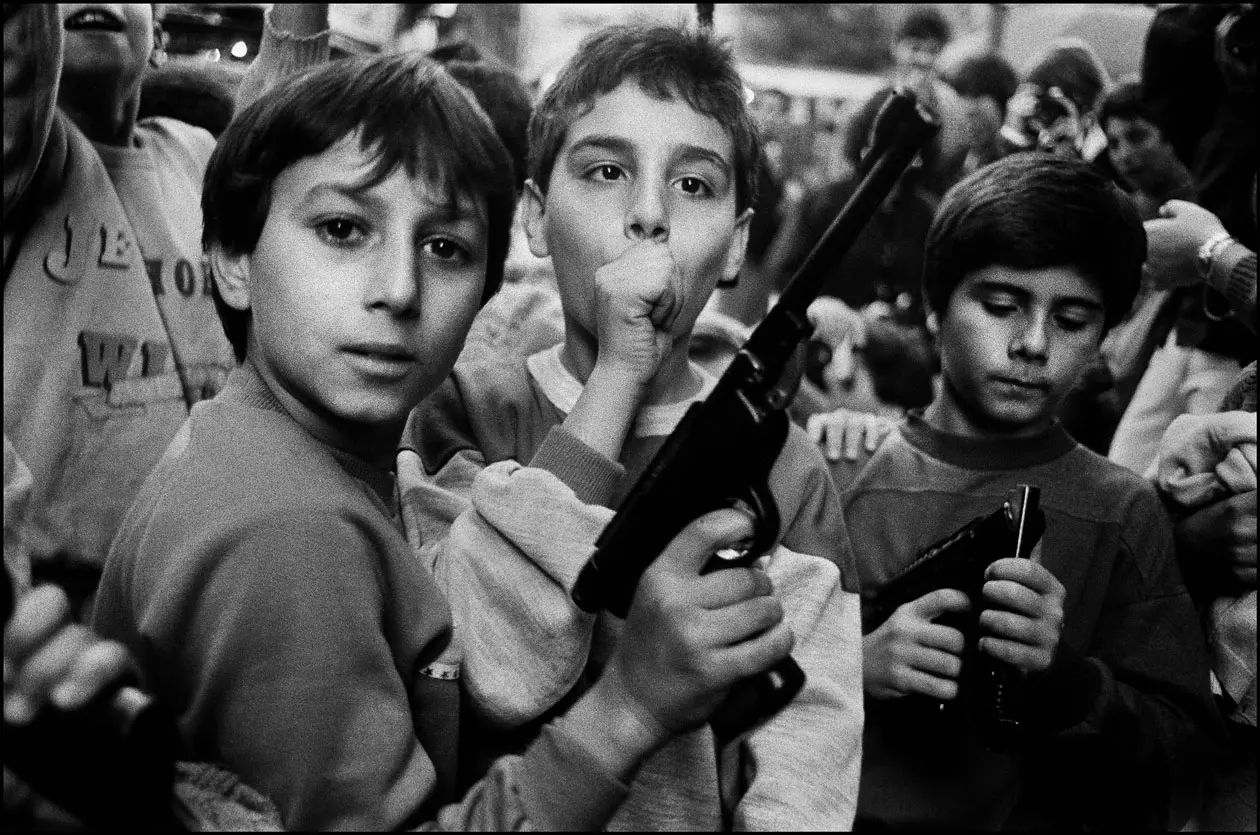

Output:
xmin=3 ymin=564 xmax=183 ymax=830
xmin=866 ymin=485 xmax=1045 ymax=752
xmin=570 ymin=89 xmax=939 ymax=743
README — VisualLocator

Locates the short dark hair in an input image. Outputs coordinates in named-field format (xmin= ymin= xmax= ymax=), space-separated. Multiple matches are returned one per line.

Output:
xmin=527 ymin=22 xmax=760 ymax=213
xmin=923 ymin=152 xmax=1145 ymax=331
xmin=1097 ymin=76 xmax=1157 ymax=132
xmin=202 ymin=53 xmax=516 ymax=362
xmin=941 ymin=52 xmax=1018 ymax=118
xmin=897 ymin=8 xmax=952 ymax=45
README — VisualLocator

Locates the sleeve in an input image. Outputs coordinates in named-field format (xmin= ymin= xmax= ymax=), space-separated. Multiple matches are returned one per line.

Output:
xmin=1210 ymin=245 xmax=1256 ymax=332
xmin=171 ymin=506 xmax=440 ymax=831
xmin=191 ymin=507 xmax=633 ymax=832
xmin=2 ymin=3 xmax=62 ymax=228
xmin=1020 ymin=487 xmax=1226 ymax=831
xmin=773 ymin=424 xmax=852 ymax=574
xmin=398 ymin=384 xmax=620 ymax=730
xmin=731 ymin=546 xmax=863 ymax=831
xmin=232 ymin=6 xmax=330 ymax=115
xmin=419 ymin=722 xmax=629 ymax=832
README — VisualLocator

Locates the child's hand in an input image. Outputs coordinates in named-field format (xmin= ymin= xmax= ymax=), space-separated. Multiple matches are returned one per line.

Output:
xmin=4 ymin=584 xmax=133 ymax=726
xmin=1143 ymin=200 xmax=1230 ymax=290
xmin=979 ymin=554 xmax=1065 ymax=675
xmin=807 ymin=408 xmax=894 ymax=462
xmin=863 ymin=589 xmax=970 ymax=701
xmin=593 ymin=240 xmax=683 ymax=391
xmin=601 ymin=508 xmax=794 ymax=738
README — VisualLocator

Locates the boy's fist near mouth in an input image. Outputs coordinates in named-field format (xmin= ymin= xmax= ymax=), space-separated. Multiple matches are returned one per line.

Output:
xmin=594 ymin=240 xmax=683 ymax=392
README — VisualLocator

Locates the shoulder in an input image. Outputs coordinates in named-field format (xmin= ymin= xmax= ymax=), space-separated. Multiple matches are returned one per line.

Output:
xmin=1054 ymin=443 xmax=1165 ymax=523
xmin=135 ymin=116 xmax=217 ymax=172
xmin=404 ymin=353 xmax=537 ymax=474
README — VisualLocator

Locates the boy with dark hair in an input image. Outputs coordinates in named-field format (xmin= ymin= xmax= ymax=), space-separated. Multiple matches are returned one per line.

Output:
xmin=832 ymin=153 xmax=1222 ymax=830
xmin=400 ymin=21 xmax=864 ymax=830
xmin=91 ymin=52 xmax=794 ymax=831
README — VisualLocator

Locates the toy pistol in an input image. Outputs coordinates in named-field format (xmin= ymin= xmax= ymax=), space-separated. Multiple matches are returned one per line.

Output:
xmin=867 ymin=485 xmax=1045 ymax=752
xmin=570 ymin=89 xmax=939 ymax=744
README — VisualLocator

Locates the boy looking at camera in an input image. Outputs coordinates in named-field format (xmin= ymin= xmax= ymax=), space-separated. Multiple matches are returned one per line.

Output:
xmin=834 ymin=153 xmax=1221 ymax=830
xmin=399 ymin=22 xmax=864 ymax=830
xmin=90 ymin=53 xmax=794 ymax=831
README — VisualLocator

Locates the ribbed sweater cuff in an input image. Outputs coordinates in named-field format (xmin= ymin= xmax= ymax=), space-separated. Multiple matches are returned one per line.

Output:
xmin=516 ymin=723 xmax=629 ymax=831
xmin=1211 ymin=246 xmax=1256 ymax=320
xmin=1027 ymin=642 xmax=1105 ymax=732
xmin=529 ymin=425 xmax=624 ymax=507
xmin=261 ymin=7 xmax=330 ymax=72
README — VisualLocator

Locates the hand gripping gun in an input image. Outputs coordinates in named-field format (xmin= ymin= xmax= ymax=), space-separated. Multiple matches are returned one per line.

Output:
xmin=866 ymin=485 xmax=1045 ymax=752
xmin=570 ymin=89 xmax=939 ymax=743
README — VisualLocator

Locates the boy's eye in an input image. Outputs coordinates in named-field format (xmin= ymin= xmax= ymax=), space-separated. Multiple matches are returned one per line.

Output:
xmin=981 ymin=299 xmax=1019 ymax=316
xmin=587 ymin=164 xmax=625 ymax=182
xmin=422 ymin=237 xmax=468 ymax=262
xmin=315 ymin=218 xmax=366 ymax=247
xmin=1055 ymin=315 xmax=1090 ymax=333
xmin=674 ymin=176 xmax=712 ymax=197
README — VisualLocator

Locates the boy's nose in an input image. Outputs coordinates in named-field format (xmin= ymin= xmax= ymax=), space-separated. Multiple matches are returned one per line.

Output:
xmin=624 ymin=182 xmax=669 ymax=243
xmin=1008 ymin=316 xmax=1049 ymax=362
xmin=367 ymin=246 xmax=421 ymax=316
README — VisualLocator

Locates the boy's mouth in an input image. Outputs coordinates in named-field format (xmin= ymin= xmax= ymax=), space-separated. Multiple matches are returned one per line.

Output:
xmin=342 ymin=343 xmax=418 ymax=379
xmin=64 ymin=9 xmax=126 ymax=32
xmin=991 ymin=375 xmax=1050 ymax=393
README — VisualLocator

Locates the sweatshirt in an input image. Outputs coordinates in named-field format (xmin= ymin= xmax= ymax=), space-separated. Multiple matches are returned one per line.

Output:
xmin=835 ymin=412 xmax=1223 ymax=831
xmin=398 ymin=345 xmax=865 ymax=830
xmin=91 ymin=361 xmax=630 ymax=831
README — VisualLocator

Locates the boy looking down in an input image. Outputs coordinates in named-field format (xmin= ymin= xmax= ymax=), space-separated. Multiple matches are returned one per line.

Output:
xmin=831 ymin=153 xmax=1222 ymax=830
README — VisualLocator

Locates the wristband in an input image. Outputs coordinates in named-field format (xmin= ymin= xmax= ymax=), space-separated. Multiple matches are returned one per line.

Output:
xmin=1196 ymin=231 xmax=1235 ymax=281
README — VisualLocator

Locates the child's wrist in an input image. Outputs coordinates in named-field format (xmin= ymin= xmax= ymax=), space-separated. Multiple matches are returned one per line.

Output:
xmin=558 ymin=672 xmax=669 ymax=780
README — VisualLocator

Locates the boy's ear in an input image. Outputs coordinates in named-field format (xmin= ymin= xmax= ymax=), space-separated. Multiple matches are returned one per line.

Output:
xmin=721 ymin=208 xmax=754 ymax=284
xmin=521 ymin=179 xmax=550 ymax=259
xmin=209 ymin=247 xmax=253 ymax=312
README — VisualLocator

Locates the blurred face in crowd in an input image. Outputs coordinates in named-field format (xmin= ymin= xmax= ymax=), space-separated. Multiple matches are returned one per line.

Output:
xmin=930 ymin=265 xmax=1105 ymax=438
xmin=1103 ymin=115 xmax=1183 ymax=196
xmin=893 ymin=36 xmax=945 ymax=80
xmin=59 ymin=4 xmax=154 ymax=92
xmin=524 ymin=81 xmax=751 ymax=347
xmin=959 ymin=94 xmax=1004 ymax=155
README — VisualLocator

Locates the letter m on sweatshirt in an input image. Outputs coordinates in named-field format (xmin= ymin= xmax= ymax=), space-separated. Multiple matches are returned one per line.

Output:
xmin=79 ymin=330 xmax=139 ymax=388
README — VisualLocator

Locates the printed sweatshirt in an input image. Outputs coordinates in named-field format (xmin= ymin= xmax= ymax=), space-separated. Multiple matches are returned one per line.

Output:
xmin=834 ymin=412 xmax=1223 ymax=831
xmin=91 ymin=361 xmax=630 ymax=831
xmin=2 ymin=4 xmax=321 ymax=566
xmin=398 ymin=345 xmax=865 ymax=830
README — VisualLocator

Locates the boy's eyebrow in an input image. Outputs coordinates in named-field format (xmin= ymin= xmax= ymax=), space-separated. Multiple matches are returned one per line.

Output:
xmin=567 ymin=134 xmax=732 ymax=172
xmin=975 ymin=280 xmax=1105 ymax=312
xmin=298 ymin=182 xmax=482 ymax=221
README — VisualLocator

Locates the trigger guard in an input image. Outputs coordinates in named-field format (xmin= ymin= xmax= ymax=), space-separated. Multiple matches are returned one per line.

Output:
xmin=728 ymin=481 xmax=781 ymax=561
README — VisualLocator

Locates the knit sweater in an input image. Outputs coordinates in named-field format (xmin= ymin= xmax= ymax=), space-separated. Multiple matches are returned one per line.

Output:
xmin=834 ymin=413 xmax=1222 ymax=831
xmin=398 ymin=345 xmax=865 ymax=830
xmin=91 ymin=361 xmax=629 ymax=831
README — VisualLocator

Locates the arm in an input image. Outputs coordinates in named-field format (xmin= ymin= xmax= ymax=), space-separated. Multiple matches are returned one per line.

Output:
xmin=731 ymin=547 xmax=863 ymax=830
xmin=398 ymin=379 xmax=623 ymax=729
xmin=232 ymin=4 xmax=329 ymax=115
xmin=2 ymin=4 xmax=62 ymax=231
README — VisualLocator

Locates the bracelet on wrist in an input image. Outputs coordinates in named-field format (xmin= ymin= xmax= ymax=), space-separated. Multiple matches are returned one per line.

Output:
xmin=1196 ymin=231 xmax=1236 ymax=282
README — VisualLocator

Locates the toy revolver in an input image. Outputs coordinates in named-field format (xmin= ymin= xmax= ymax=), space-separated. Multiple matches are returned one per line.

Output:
xmin=867 ymin=485 xmax=1045 ymax=752
xmin=570 ymin=89 xmax=939 ymax=743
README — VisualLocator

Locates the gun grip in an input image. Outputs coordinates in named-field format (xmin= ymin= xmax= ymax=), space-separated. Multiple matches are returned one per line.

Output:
xmin=709 ymin=656 xmax=806 ymax=745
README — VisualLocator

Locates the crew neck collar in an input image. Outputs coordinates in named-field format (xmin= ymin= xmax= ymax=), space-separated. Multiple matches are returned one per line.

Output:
xmin=900 ymin=409 xmax=1078 ymax=470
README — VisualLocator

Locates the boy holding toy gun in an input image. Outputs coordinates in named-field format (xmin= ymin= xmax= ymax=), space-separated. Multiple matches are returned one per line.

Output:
xmin=825 ymin=153 xmax=1223 ymax=831
xmin=398 ymin=21 xmax=868 ymax=830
